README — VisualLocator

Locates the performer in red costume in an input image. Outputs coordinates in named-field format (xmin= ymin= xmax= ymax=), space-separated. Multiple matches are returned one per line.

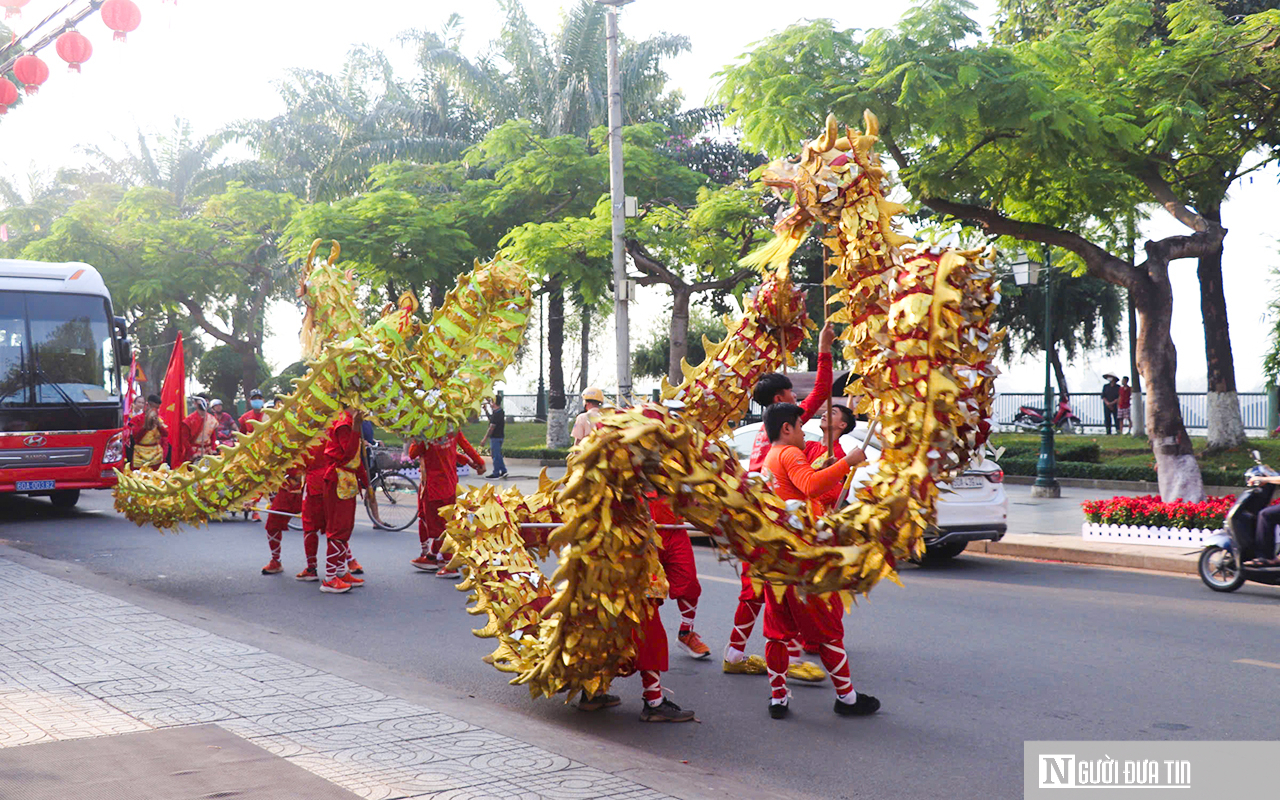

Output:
xmin=576 ymin=499 xmax=697 ymax=722
xmin=238 ymin=389 xmax=266 ymax=432
xmin=649 ymin=497 xmax=710 ymax=660
xmin=407 ymin=432 xmax=484 ymax=577
xmin=759 ymin=402 xmax=879 ymax=720
xmin=317 ymin=407 xmax=369 ymax=594
xmin=294 ymin=438 xmax=329 ymax=583
xmin=239 ymin=390 xmax=268 ymax=521
xmin=261 ymin=463 xmax=303 ymax=575
xmin=723 ymin=322 xmax=835 ymax=679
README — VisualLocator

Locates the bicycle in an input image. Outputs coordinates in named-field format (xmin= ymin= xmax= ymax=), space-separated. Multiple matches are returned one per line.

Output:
xmin=284 ymin=444 xmax=420 ymax=531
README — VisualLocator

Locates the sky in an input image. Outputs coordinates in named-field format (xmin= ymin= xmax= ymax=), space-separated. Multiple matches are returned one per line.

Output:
xmin=0 ymin=0 xmax=1275 ymax=398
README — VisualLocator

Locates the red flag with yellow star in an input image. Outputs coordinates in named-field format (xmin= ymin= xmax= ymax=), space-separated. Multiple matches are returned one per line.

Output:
xmin=159 ymin=333 xmax=186 ymax=466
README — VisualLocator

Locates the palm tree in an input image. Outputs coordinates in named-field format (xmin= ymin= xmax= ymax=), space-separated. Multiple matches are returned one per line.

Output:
xmin=72 ymin=119 xmax=232 ymax=207
xmin=418 ymin=0 xmax=689 ymax=138
xmin=223 ymin=43 xmax=481 ymax=203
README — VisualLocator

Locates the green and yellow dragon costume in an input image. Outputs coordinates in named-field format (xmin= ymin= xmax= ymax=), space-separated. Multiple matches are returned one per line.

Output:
xmin=114 ymin=113 xmax=1003 ymax=703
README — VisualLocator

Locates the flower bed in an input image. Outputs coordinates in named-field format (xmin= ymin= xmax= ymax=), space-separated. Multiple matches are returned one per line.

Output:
xmin=1081 ymin=494 xmax=1235 ymax=548
xmin=1081 ymin=494 xmax=1235 ymax=530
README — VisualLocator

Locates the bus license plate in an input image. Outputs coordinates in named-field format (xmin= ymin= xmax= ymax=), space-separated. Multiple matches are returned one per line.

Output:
xmin=951 ymin=475 xmax=984 ymax=489
xmin=16 ymin=480 xmax=56 ymax=491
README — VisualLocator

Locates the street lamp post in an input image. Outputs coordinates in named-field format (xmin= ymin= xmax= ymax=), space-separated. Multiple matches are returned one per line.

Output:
xmin=596 ymin=0 xmax=634 ymax=404
xmin=1010 ymin=248 xmax=1061 ymax=498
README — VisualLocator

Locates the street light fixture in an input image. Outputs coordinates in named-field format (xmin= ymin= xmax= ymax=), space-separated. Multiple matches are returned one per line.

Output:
xmin=1008 ymin=248 xmax=1061 ymax=499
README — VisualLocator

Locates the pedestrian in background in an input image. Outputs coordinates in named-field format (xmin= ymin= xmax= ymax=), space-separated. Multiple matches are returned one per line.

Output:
xmin=1101 ymin=374 xmax=1120 ymax=435
xmin=571 ymin=388 xmax=606 ymax=445
xmin=483 ymin=396 xmax=507 ymax=479
xmin=1118 ymin=377 xmax=1132 ymax=435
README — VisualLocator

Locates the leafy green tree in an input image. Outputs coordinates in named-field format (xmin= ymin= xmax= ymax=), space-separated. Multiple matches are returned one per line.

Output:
xmin=633 ymin=309 xmax=729 ymax=380
xmin=284 ymin=185 xmax=472 ymax=309
xmin=716 ymin=0 xmax=1280 ymax=499
xmin=260 ymin=361 xmax=309 ymax=401
xmin=494 ymin=122 xmax=706 ymax=443
xmin=21 ymin=184 xmax=299 ymax=398
xmin=993 ymin=0 xmax=1280 ymax=450
xmin=196 ymin=345 xmax=270 ymax=407
xmin=997 ymin=273 xmax=1124 ymax=398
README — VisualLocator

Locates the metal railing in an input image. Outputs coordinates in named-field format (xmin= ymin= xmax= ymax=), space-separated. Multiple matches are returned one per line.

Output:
xmin=993 ymin=392 xmax=1273 ymax=434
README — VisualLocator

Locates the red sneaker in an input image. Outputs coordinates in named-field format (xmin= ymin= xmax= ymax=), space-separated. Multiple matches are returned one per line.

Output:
xmin=410 ymin=556 xmax=440 ymax=572
xmin=342 ymin=572 xmax=365 ymax=587
xmin=251 ymin=511 xmax=262 ymax=522
xmin=261 ymin=559 xmax=283 ymax=575
xmin=319 ymin=577 xmax=351 ymax=594
xmin=435 ymin=567 xmax=462 ymax=579
xmin=294 ymin=567 xmax=319 ymax=582
xmin=347 ymin=559 xmax=364 ymax=575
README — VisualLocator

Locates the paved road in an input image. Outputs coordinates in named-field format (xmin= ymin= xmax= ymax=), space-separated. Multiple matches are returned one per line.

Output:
xmin=3 ymin=484 xmax=1279 ymax=799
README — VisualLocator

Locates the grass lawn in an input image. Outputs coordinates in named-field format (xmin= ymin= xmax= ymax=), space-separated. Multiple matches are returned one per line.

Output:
xmin=989 ymin=432 xmax=1280 ymax=484
xmin=461 ymin=421 xmax=550 ymax=452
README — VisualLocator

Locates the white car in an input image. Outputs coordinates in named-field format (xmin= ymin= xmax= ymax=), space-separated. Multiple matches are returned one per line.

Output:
xmin=729 ymin=419 xmax=1008 ymax=561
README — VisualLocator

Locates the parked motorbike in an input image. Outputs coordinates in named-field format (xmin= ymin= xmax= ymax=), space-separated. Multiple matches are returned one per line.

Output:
xmin=1197 ymin=451 xmax=1280 ymax=592
xmin=1009 ymin=398 xmax=1081 ymax=434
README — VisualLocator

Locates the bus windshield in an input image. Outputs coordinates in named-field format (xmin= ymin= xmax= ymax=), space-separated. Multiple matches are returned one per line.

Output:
xmin=0 ymin=292 xmax=121 ymax=407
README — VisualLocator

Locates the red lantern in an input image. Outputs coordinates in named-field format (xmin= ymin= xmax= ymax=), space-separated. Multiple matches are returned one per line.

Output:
xmin=100 ymin=0 xmax=142 ymax=43
xmin=0 ymin=78 xmax=17 ymax=115
xmin=1 ymin=0 xmax=30 ymax=21
xmin=13 ymin=54 xmax=49 ymax=95
xmin=56 ymin=30 xmax=94 ymax=73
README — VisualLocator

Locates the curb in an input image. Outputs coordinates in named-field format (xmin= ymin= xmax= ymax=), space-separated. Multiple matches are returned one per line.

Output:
xmin=968 ymin=539 xmax=1198 ymax=575
xmin=1003 ymin=475 xmax=1241 ymax=495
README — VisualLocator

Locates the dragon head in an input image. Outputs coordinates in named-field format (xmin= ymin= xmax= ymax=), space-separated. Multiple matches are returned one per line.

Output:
xmin=744 ymin=110 xmax=911 ymax=273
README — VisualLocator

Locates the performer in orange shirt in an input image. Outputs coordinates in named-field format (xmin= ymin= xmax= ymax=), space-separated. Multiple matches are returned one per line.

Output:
xmin=407 ymin=432 xmax=484 ymax=577
xmin=759 ymin=402 xmax=879 ymax=720
xmin=724 ymin=322 xmax=836 ymax=680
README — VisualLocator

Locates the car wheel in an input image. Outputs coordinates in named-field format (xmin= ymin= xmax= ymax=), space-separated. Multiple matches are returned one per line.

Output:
xmin=49 ymin=489 xmax=80 ymax=509
xmin=922 ymin=540 xmax=968 ymax=563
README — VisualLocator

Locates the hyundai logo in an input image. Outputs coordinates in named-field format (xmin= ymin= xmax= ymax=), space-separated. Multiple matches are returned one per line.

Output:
xmin=23 ymin=435 xmax=47 ymax=448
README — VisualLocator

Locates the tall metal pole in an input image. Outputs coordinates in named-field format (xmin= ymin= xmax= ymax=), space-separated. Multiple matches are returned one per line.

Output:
xmin=604 ymin=3 xmax=632 ymax=404
xmin=1032 ymin=248 xmax=1061 ymax=498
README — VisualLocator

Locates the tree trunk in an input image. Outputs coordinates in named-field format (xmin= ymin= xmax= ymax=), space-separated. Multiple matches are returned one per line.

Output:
xmin=579 ymin=304 xmax=591 ymax=394
xmin=1127 ymin=290 xmax=1146 ymax=438
xmin=1135 ymin=274 xmax=1204 ymax=501
xmin=1197 ymin=206 xmax=1246 ymax=453
xmin=1048 ymin=345 xmax=1070 ymax=400
xmin=545 ymin=276 xmax=571 ymax=449
xmin=667 ymin=287 xmax=692 ymax=386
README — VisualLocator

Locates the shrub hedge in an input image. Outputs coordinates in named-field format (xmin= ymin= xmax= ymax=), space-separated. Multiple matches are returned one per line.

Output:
xmin=500 ymin=447 xmax=571 ymax=460
xmin=999 ymin=457 xmax=1245 ymax=486
xmin=996 ymin=442 xmax=1100 ymax=463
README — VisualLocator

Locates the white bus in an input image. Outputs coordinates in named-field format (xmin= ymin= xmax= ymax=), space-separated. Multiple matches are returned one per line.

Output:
xmin=0 ymin=260 xmax=131 ymax=507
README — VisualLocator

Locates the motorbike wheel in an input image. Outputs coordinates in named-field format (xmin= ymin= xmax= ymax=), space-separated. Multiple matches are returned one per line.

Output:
xmin=1198 ymin=545 xmax=1245 ymax=592
xmin=1057 ymin=419 xmax=1076 ymax=435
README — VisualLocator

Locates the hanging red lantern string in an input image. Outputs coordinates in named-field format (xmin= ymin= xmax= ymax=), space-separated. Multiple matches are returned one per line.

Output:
xmin=55 ymin=30 xmax=93 ymax=73
xmin=0 ymin=77 xmax=18 ymax=114
xmin=1 ymin=0 xmax=30 ymax=21
xmin=13 ymin=53 xmax=49 ymax=95
xmin=100 ymin=0 xmax=141 ymax=43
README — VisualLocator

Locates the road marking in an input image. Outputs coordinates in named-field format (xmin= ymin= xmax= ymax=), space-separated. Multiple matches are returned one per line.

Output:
xmin=698 ymin=573 xmax=740 ymax=585
xmin=1234 ymin=658 xmax=1280 ymax=670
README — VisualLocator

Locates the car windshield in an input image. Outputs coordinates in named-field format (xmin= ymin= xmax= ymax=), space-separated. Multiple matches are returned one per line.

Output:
xmin=0 ymin=291 xmax=120 ymax=406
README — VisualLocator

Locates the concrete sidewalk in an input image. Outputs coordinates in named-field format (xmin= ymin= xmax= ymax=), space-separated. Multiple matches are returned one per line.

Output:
xmin=0 ymin=548 xmax=763 ymax=800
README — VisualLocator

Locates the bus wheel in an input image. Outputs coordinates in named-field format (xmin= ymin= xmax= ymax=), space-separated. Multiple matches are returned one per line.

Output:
xmin=49 ymin=490 xmax=80 ymax=509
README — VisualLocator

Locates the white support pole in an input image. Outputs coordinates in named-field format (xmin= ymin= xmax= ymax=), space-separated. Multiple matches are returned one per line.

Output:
xmin=604 ymin=3 xmax=632 ymax=403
